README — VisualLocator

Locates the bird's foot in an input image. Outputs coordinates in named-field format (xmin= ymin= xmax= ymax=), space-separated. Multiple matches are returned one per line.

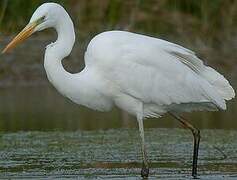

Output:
xmin=192 ymin=174 xmax=199 ymax=179
xmin=141 ymin=163 xmax=149 ymax=178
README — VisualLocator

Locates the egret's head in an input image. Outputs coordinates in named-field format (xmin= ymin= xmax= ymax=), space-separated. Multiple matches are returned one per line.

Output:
xmin=2 ymin=3 xmax=64 ymax=54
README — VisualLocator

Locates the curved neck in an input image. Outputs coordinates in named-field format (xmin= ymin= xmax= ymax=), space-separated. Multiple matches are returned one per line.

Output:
xmin=44 ymin=9 xmax=76 ymax=95
xmin=54 ymin=10 xmax=75 ymax=59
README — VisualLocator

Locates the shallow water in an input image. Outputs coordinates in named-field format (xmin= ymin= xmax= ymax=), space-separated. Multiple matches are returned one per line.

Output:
xmin=0 ymin=129 xmax=237 ymax=179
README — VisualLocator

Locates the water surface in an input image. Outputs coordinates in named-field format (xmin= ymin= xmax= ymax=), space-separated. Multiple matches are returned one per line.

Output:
xmin=0 ymin=129 xmax=237 ymax=179
xmin=0 ymin=85 xmax=236 ymax=131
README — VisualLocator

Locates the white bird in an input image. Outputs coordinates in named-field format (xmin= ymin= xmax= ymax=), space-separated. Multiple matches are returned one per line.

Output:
xmin=2 ymin=3 xmax=235 ymax=178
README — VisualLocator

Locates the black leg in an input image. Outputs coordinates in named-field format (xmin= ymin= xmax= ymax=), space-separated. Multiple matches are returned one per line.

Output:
xmin=170 ymin=113 xmax=201 ymax=179
xmin=140 ymin=139 xmax=149 ymax=178
xmin=141 ymin=160 xmax=149 ymax=178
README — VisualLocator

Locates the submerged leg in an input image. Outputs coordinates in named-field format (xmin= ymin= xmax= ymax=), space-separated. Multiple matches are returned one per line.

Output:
xmin=170 ymin=113 xmax=201 ymax=179
xmin=137 ymin=113 xmax=149 ymax=178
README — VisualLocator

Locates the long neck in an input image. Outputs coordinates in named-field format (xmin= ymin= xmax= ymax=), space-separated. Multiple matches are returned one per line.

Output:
xmin=44 ymin=10 xmax=77 ymax=96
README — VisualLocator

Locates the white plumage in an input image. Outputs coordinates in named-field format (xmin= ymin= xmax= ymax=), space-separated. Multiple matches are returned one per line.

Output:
xmin=84 ymin=31 xmax=234 ymax=117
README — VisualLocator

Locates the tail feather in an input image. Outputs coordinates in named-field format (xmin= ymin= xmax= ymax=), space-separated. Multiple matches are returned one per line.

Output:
xmin=202 ymin=67 xmax=235 ymax=101
xmin=164 ymin=45 xmax=234 ymax=103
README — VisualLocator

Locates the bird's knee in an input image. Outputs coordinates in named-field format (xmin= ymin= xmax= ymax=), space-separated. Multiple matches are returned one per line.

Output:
xmin=192 ymin=128 xmax=200 ymax=140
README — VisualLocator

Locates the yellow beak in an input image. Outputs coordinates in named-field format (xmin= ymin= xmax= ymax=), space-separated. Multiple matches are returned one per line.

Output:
xmin=2 ymin=22 xmax=38 ymax=54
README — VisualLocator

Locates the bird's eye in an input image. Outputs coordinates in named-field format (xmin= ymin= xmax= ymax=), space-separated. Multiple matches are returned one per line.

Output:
xmin=36 ymin=16 xmax=46 ymax=24
xmin=41 ymin=16 xmax=46 ymax=21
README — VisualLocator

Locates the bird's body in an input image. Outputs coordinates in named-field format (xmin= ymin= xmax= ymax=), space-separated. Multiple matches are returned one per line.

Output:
xmin=47 ymin=29 xmax=234 ymax=117
xmin=2 ymin=3 xmax=235 ymax=178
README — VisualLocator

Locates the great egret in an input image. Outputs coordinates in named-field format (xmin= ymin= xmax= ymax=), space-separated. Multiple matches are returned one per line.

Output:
xmin=2 ymin=3 xmax=235 ymax=178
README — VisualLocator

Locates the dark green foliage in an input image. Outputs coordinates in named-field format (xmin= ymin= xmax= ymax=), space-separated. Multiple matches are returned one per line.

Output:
xmin=0 ymin=0 xmax=67 ymax=32
xmin=0 ymin=0 xmax=236 ymax=45
xmin=106 ymin=0 xmax=123 ymax=28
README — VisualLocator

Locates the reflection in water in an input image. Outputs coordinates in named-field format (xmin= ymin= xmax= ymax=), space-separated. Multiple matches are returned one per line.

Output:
xmin=0 ymin=85 xmax=236 ymax=132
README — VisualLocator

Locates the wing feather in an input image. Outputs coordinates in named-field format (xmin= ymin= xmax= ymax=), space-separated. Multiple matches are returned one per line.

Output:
xmin=87 ymin=31 xmax=233 ymax=112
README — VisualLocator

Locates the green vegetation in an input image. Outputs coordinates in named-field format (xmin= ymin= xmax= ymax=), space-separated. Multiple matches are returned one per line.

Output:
xmin=0 ymin=0 xmax=67 ymax=32
xmin=0 ymin=0 xmax=236 ymax=42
